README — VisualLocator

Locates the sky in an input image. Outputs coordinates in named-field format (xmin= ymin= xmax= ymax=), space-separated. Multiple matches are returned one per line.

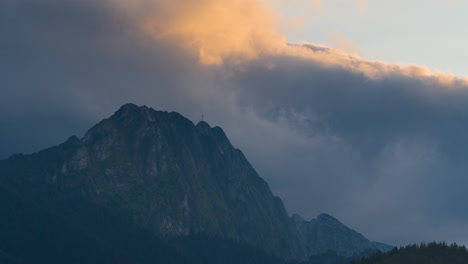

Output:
xmin=274 ymin=0 xmax=468 ymax=76
xmin=2 ymin=0 xmax=468 ymax=247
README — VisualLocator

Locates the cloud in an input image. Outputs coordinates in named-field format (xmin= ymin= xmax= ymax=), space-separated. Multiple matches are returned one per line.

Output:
xmin=311 ymin=0 xmax=322 ymax=9
xmin=354 ymin=0 xmax=368 ymax=13
xmin=325 ymin=31 xmax=362 ymax=55
xmin=119 ymin=0 xmax=468 ymax=87
xmin=120 ymin=0 xmax=285 ymax=65
xmin=221 ymin=50 xmax=468 ymax=245
xmin=3 ymin=0 xmax=468 ymax=248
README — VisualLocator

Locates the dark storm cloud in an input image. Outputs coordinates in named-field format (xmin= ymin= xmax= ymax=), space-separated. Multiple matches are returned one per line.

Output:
xmin=220 ymin=55 xmax=468 ymax=245
xmin=234 ymin=54 xmax=468 ymax=156
xmin=0 ymin=0 xmax=210 ymax=158
xmin=1 ymin=0 xmax=468 ymax=247
xmin=0 ymin=0 xmax=120 ymax=156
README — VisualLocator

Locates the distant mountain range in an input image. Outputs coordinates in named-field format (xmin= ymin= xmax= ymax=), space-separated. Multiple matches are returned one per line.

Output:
xmin=0 ymin=104 xmax=391 ymax=263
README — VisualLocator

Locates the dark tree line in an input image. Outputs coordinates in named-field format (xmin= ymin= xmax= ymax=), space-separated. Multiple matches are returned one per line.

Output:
xmin=351 ymin=242 xmax=468 ymax=264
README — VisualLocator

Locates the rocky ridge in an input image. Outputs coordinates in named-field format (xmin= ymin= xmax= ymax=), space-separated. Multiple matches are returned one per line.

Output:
xmin=0 ymin=104 xmax=390 ymax=261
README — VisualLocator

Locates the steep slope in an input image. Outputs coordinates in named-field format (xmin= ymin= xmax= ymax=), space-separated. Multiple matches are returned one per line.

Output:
xmin=0 ymin=104 xmax=305 ymax=260
xmin=293 ymin=213 xmax=379 ymax=257
xmin=371 ymin=242 xmax=394 ymax=253
xmin=0 ymin=104 xmax=387 ymax=262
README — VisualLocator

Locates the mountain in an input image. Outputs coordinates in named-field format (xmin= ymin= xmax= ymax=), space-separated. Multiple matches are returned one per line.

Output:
xmin=371 ymin=242 xmax=394 ymax=253
xmin=351 ymin=242 xmax=468 ymax=264
xmin=0 ymin=104 xmax=387 ymax=263
xmin=293 ymin=213 xmax=381 ymax=257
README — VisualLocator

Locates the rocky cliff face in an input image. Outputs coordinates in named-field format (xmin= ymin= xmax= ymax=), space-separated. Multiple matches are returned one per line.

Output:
xmin=0 ymin=104 xmax=388 ymax=261
xmin=0 ymin=104 xmax=305 ymax=259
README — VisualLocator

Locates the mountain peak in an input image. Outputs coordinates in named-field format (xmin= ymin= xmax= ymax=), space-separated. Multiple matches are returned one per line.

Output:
xmin=0 ymin=103 xmax=388 ymax=262
xmin=64 ymin=135 xmax=81 ymax=145
xmin=118 ymin=103 xmax=140 ymax=111
xmin=113 ymin=103 xmax=152 ymax=120
xmin=293 ymin=213 xmax=379 ymax=257
xmin=196 ymin=121 xmax=212 ymax=133
xmin=292 ymin=213 xmax=305 ymax=223
xmin=317 ymin=213 xmax=340 ymax=223
xmin=30 ymin=104 xmax=305 ymax=259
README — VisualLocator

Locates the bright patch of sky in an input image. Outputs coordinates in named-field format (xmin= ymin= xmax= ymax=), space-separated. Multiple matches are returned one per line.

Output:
xmin=273 ymin=0 xmax=468 ymax=76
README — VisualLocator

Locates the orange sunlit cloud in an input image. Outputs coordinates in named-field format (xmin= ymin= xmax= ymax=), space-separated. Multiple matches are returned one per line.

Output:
xmin=127 ymin=0 xmax=285 ymax=65
xmin=354 ymin=0 xmax=368 ymax=13
xmin=118 ymin=0 xmax=468 ymax=87
xmin=311 ymin=0 xmax=322 ymax=9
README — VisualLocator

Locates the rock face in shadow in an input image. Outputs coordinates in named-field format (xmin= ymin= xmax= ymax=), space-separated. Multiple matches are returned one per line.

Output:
xmin=292 ymin=213 xmax=380 ymax=257
xmin=0 ymin=104 xmax=305 ymax=260
xmin=0 ymin=104 xmax=389 ymax=262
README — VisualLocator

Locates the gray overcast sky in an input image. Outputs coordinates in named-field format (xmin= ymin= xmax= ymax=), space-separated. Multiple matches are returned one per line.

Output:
xmin=2 ymin=0 xmax=468 ymax=247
